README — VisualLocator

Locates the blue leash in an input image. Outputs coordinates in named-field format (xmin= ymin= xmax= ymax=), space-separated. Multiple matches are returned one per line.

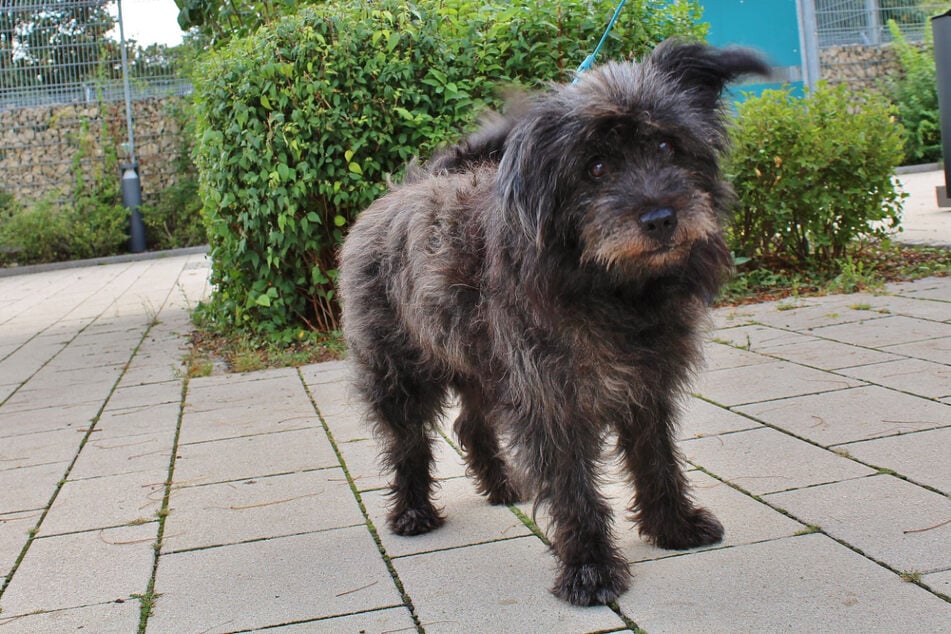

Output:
xmin=574 ymin=0 xmax=629 ymax=81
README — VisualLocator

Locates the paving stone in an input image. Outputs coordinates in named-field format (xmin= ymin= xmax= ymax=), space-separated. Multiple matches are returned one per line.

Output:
xmin=921 ymin=569 xmax=951 ymax=598
xmin=742 ymin=295 xmax=884 ymax=330
xmin=69 ymin=430 xmax=174 ymax=480
xmin=180 ymin=372 xmax=318 ymax=445
xmin=0 ymin=511 xmax=36 ymax=578
xmin=339 ymin=434 xmax=467 ymax=493
xmin=809 ymin=315 xmax=951 ymax=347
xmin=735 ymin=385 xmax=949 ymax=446
xmin=0 ymin=427 xmax=84 ymax=469
xmin=754 ymin=336 xmax=902 ymax=370
xmin=606 ymin=470 xmax=806 ymax=563
xmin=178 ymin=403 xmax=320 ymax=445
xmin=148 ymin=527 xmax=402 ymax=634
xmin=616 ymin=534 xmax=951 ymax=633
xmin=678 ymin=397 xmax=762 ymax=439
xmin=0 ymin=600 xmax=141 ymax=633
xmin=765 ymin=475 xmax=951 ymax=573
xmin=173 ymin=428 xmax=340 ymax=487
xmin=106 ymin=380 xmax=182 ymax=411
xmin=0 ymin=524 xmax=156 ymax=616
xmin=709 ymin=324 xmax=811 ymax=353
xmin=838 ymin=427 xmax=951 ymax=493
xmin=702 ymin=342 xmax=772 ymax=370
xmin=695 ymin=360 xmax=862 ymax=407
xmin=90 ymin=401 xmax=181 ymax=441
xmin=860 ymin=295 xmax=951 ymax=322
xmin=393 ymin=536 xmax=625 ymax=633
xmin=162 ymin=468 xmax=364 ymax=553
xmin=0 ymin=461 xmax=68 ymax=513
xmin=263 ymin=607 xmax=417 ymax=633
xmin=837 ymin=358 xmax=951 ymax=399
xmin=681 ymin=427 xmax=875 ymax=495
xmin=0 ymin=402 xmax=99 ymax=437
xmin=366 ymin=476 xmax=531 ymax=558
xmin=39 ymin=472 xmax=165 ymax=536
xmin=884 ymin=336 xmax=951 ymax=364
xmin=891 ymin=278 xmax=951 ymax=301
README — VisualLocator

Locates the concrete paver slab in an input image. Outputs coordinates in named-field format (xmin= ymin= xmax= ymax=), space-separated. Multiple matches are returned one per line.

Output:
xmin=173 ymin=428 xmax=339 ymax=486
xmin=148 ymin=527 xmax=402 ymax=634
xmin=162 ymin=468 xmax=364 ymax=553
xmin=695 ymin=360 xmax=862 ymax=407
xmin=884 ymin=335 xmax=951 ymax=364
xmin=735 ymin=385 xmax=949 ymax=446
xmin=765 ymin=475 xmax=951 ymax=573
xmin=617 ymin=534 xmax=951 ymax=633
xmin=839 ymin=427 xmax=951 ymax=492
xmin=262 ymin=607 xmax=417 ymax=633
xmin=393 ymin=536 xmax=625 ymax=633
xmin=0 ymin=461 xmax=69 ymax=513
xmin=39 ymin=472 xmax=165 ymax=536
xmin=679 ymin=396 xmax=763 ymax=439
xmin=837 ymin=357 xmax=951 ymax=399
xmin=0 ymin=402 xmax=99 ymax=437
xmin=3 ymin=254 xmax=951 ymax=631
xmin=0 ymin=511 xmax=35 ymax=578
xmin=0 ymin=524 xmax=155 ymax=616
xmin=365 ymin=476 xmax=531 ymax=558
xmin=608 ymin=470 xmax=807 ymax=563
xmin=682 ymin=427 xmax=875 ymax=495
xmin=809 ymin=314 xmax=951 ymax=347
xmin=0 ymin=600 xmax=141 ymax=633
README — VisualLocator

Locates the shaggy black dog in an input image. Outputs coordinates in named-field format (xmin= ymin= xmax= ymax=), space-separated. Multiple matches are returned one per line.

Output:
xmin=338 ymin=41 xmax=769 ymax=606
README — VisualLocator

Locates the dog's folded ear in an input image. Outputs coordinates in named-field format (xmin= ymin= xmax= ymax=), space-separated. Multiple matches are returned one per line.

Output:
xmin=648 ymin=40 xmax=771 ymax=109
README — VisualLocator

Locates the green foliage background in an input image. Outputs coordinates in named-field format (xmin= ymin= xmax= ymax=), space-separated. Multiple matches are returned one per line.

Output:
xmin=192 ymin=0 xmax=706 ymax=339
xmin=727 ymin=82 xmax=906 ymax=268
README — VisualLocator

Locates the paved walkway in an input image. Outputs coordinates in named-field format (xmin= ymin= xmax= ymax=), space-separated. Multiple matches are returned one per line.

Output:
xmin=0 ymin=172 xmax=949 ymax=632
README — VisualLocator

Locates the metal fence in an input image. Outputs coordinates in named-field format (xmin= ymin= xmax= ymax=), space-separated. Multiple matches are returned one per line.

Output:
xmin=0 ymin=0 xmax=190 ymax=203
xmin=814 ymin=0 xmax=949 ymax=89
xmin=815 ymin=0 xmax=947 ymax=47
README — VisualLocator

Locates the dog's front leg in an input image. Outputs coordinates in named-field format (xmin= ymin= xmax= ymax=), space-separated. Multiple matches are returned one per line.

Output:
xmin=617 ymin=396 xmax=724 ymax=550
xmin=520 ymin=422 xmax=631 ymax=606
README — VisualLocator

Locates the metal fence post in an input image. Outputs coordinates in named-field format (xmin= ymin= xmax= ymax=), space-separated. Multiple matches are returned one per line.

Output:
xmin=933 ymin=10 xmax=951 ymax=207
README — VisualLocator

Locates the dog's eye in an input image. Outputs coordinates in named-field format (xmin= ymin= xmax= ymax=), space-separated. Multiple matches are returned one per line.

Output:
xmin=588 ymin=160 xmax=608 ymax=179
xmin=657 ymin=140 xmax=675 ymax=156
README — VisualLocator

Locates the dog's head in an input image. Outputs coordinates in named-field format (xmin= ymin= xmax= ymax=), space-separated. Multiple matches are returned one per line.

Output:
xmin=495 ymin=41 xmax=769 ymax=286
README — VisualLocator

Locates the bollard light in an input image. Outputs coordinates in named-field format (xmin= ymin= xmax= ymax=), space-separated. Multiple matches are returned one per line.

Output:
xmin=121 ymin=163 xmax=147 ymax=253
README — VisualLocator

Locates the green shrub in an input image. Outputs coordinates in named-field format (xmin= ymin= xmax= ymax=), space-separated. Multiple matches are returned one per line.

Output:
xmin=885 ymin=19 xmax=941 ymax=164
xmin=727 ymin=82 xmax=906 ymax=269
xmin=0 ymin=194 xmax=127 ymax=266
xmin=193 ymin=0 xmax=706 ymax=339
xmin=141 ymin=97 xmax=206 ymax=250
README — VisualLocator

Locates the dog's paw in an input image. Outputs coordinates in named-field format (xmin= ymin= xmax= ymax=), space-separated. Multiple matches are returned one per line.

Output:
xmin=486 ymin=480 xmax=523 ymax=506
xmin=552 ymin=560 xmax=631 ymax=606
xmin=388 ymin=505 xmax=445 ymax=536
xmin=651 ymin=506 xmax=724 ymax=550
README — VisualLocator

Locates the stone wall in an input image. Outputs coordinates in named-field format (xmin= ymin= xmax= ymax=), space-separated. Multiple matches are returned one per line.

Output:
xmin=819 ymin=42 xmax=921 ymax=92
xmin=0 ymin=96 xmax=188 ymax=204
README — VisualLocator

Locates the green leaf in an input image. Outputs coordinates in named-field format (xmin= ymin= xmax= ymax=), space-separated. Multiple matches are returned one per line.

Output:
xmin=348 ymin=162 xmax=363 ymax=175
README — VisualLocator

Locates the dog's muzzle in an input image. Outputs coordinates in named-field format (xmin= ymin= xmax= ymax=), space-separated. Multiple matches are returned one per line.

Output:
xmin=638 ymin=207 xmax=678 ymax=244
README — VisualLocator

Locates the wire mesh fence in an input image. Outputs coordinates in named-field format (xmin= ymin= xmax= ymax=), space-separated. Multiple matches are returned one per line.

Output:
xmin=815 ymin=0 xmax=949 ymax=89
xmin=0 ymin=0 xmax=190 ymax=204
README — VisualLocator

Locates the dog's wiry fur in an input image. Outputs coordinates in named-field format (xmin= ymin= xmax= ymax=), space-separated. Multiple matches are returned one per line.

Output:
xmin=338 ymin=41 xmax=769 ymax=606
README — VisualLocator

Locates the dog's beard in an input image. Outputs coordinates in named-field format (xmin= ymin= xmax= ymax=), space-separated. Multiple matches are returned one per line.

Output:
xmin=578 ymin=190 xmax=720 ymax=279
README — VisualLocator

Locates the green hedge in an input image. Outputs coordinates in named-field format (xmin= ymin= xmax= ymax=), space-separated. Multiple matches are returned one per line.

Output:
xmin=192 ymin=0 xmax=706 ymax=339
xmin=727 ymin=82 xmax=905 ymax=269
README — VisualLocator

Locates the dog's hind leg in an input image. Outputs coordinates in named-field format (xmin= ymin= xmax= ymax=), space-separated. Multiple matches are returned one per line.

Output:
xmin=452 ymin=382 xmax=521 ymax=505
xmin=617 ymin=397 xmax=724 ymax=550
xmin=356 ymin=348 xmax=448 ymax=537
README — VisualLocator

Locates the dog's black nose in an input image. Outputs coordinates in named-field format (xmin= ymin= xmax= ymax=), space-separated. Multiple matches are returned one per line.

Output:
xmin=639 ymin=208 xmax=678 ymax=243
